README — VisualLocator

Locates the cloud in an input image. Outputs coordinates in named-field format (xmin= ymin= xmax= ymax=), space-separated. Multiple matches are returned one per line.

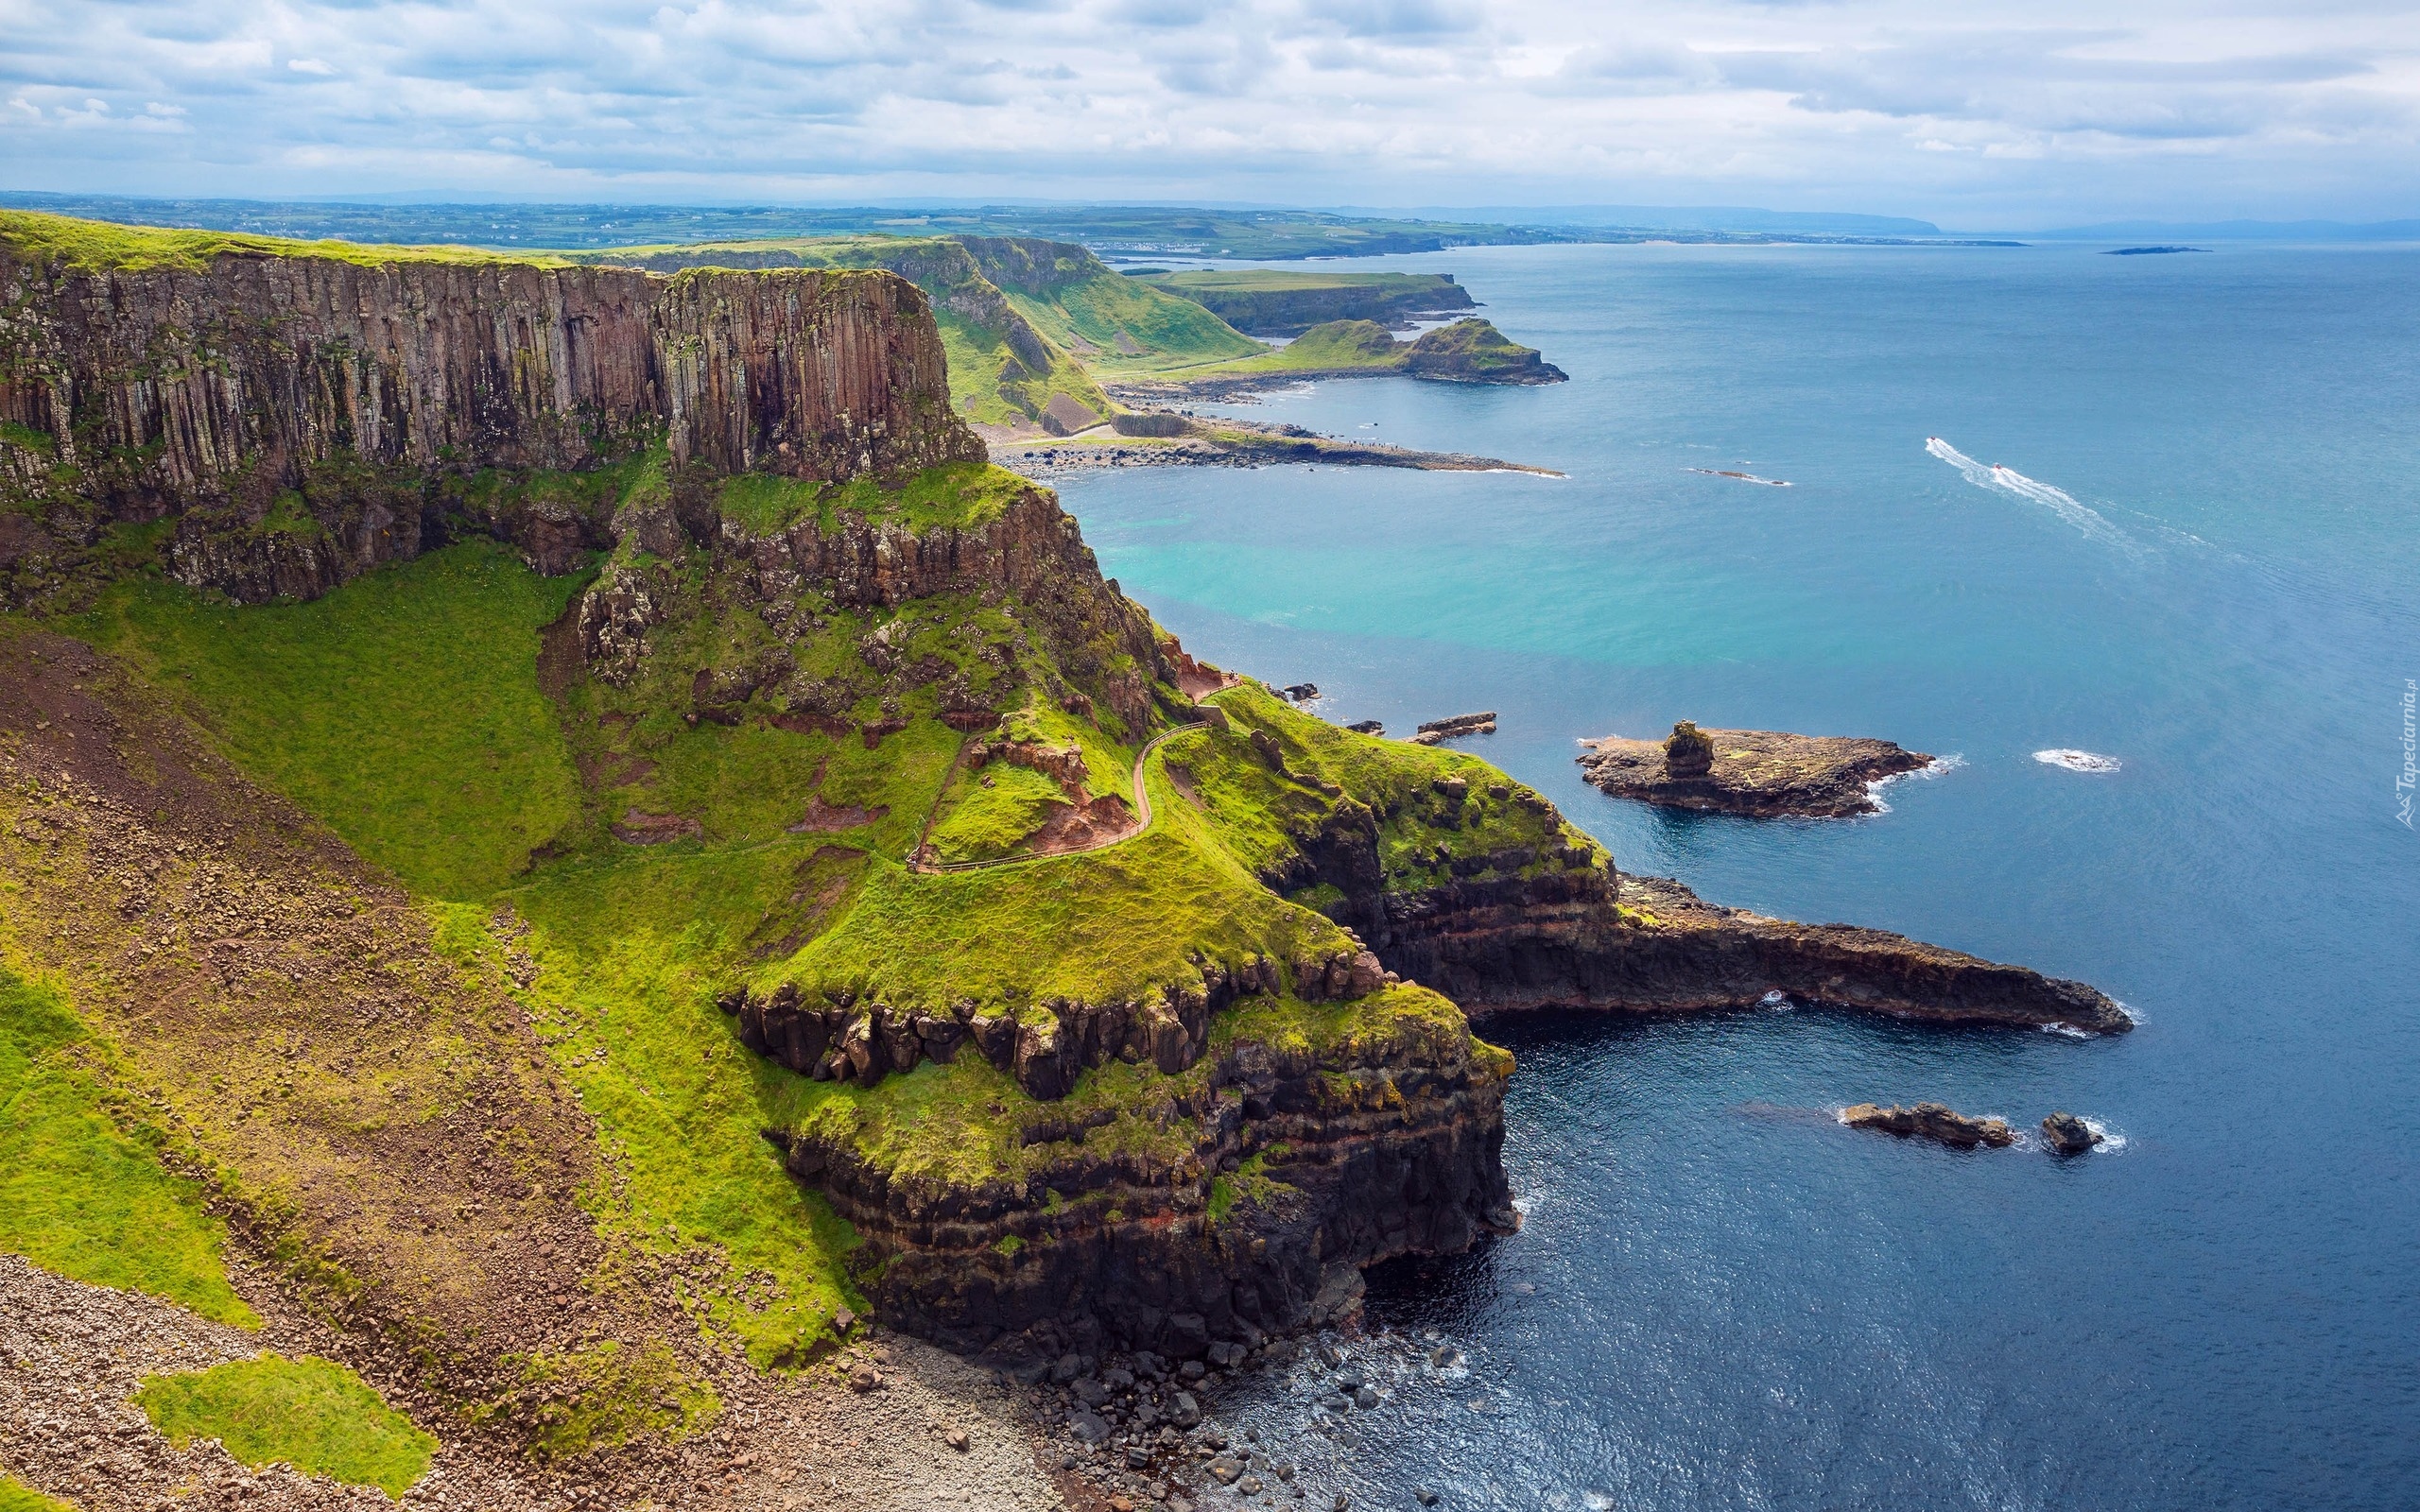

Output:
xmin=0 ymin=0 xmax=2411 ymax=223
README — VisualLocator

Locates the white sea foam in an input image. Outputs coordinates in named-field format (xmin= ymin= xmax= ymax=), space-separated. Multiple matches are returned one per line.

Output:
xmin=1925 ymin=437 xmax=2135 ymax=549
xmin=2084 ymin=1117 xmax=2128 ymax=1153
xmin=1864 ymin=752 xmax=1963 ymax=813
xmin=1759 ymin=989 xmax=1793 ymax=1009
xmin=2034 ymin=748 xmax=2121 ymax=773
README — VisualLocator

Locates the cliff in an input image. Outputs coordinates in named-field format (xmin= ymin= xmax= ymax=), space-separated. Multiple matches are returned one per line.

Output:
xmin=0 ymin=211 xmax=982 ymax=606
xmin=769 ymin=988 xmax=1514 ymax=1361
xmin=1402 ymin=317 xmax=1568 ymax=384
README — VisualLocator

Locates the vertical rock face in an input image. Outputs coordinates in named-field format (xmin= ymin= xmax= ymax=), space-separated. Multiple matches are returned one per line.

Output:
xmin=652 ymin=268 xmax=977 ymax=481
xmin=777 ymin=1014 xmax=1517 ymax=1362
xmin=0 ymin=232 xmax=983 ymax=603
xmin=0 ymin=254 xmax=667 ymax=497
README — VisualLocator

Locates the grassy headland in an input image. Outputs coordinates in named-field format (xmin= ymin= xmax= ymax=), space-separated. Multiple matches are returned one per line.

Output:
xmin=1129 ymin=269 xmax=1475 ymax=335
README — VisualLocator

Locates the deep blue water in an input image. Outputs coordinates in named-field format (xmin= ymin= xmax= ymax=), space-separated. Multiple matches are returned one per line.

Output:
xmin=1050 ymin=242 xmax=2420 ymax=1511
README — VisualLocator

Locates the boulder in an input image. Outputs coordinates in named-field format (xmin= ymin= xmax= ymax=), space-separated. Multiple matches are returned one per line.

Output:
xmin=2040 ymin=1111 xmax=2104 ymax=1155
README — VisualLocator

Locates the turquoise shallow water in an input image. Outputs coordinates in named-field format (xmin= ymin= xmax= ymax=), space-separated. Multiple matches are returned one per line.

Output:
xmin=1050 ymin=242 xmax=2420 ymax=1510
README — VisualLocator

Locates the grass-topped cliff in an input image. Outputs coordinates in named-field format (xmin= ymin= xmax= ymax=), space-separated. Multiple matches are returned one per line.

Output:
xmin=1127 ymin=269 xmax=1476 ymax=335
xmin=0 ymin=211 xmax=1579 ymax=1495
xmin=1097 ymin=317 xmax=1569 ymax=398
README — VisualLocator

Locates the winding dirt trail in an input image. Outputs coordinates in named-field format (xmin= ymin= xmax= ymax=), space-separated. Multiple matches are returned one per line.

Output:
xmin=908 ymin=682 xmax=1236 ymax=874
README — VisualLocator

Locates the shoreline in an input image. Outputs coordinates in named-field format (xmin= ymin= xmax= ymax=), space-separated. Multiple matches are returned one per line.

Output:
xmin=984 ymin=411 xmax=1563 ymax=477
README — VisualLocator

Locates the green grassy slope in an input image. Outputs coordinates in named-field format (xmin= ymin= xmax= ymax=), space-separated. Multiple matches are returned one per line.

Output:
xmin=68 ymin=541 xmax=586 ymax=901
xmin=4 ymin=451 xmax=1588 ymax=1456
xmin=50 ymin=538 xmax=888 ymax=1371
xmin=1161 ymin=316 xmax=1558 ymax=386
xmin=1177 ymin=683 xmax=1610 ymax=898
xmin=0 ymin=966 xmax=257 ymax=1327
xmin=135 ymin=1354 xmax=436 ymax=1496
xmin=998 ymin=273 xmax=1260 ymax=376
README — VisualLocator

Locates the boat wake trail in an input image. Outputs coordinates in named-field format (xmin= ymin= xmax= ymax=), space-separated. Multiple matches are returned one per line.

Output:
xmin=1925 ymin=438 xmax=2134 ymax=549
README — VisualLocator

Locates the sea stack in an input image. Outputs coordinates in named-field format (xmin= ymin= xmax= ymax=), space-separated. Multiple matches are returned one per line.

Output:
xmin=1664 ymin=720 xmax=1716 ymax=779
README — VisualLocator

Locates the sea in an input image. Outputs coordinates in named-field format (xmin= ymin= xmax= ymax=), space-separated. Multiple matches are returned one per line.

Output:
xmin=1048 ymin=241 xmax=2420 ymax=1511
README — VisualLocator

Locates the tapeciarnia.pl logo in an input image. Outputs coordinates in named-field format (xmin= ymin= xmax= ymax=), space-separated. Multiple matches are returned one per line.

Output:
xmin=2399 ymin=678 xmax=2416 ymax=829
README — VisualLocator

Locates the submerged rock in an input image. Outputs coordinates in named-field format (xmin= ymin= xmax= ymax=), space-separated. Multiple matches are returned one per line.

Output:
xmin=1578 ymin=723 xmax=1931 ymax=818
xmin=1841 ymin=1102 xmax=2016 ymax=1149
xmin=2041 ymin=1111 xmax=2105 ymax=1155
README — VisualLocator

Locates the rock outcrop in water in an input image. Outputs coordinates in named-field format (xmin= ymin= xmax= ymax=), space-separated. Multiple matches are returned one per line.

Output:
xmin=1841 ymin=1102 xmax=2017 ymax=1148
xmin=2040 ymin=1111 xmax=2105 ymax=1154
xmin=1578 ymin=723 xmax=1932 ymax=818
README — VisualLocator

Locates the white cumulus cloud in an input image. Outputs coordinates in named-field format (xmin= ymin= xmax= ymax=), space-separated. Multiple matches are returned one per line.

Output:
xmin=0 ymin=0 xmax=2411 ymax=225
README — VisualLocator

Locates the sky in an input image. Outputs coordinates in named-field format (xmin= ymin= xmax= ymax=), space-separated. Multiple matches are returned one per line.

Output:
xmin=3 ymin=0 xmax=2416 ymax=230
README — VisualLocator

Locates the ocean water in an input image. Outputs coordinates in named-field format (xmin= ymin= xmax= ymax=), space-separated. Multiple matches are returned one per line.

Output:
xmin=1049 ymin=242 xmax=2420 ymax=1511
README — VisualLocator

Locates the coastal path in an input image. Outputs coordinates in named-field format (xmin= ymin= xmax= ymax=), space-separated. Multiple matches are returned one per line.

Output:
xmin=906 ymin=679 xmax=1239 ymax=875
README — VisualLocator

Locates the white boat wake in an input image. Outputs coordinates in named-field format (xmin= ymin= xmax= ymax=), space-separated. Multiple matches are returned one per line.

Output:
xmin=1925 ymin=437 xmax=2134 ymax=549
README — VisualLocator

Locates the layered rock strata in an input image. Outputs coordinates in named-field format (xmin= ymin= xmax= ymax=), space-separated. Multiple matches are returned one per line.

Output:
xmin=772 ymin=1002 xmax=1515 ymax=1362
xmin=729 ymin=947 xmax=1391 ymax=1100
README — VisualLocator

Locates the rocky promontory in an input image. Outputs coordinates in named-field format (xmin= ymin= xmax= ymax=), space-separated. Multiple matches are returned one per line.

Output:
xmin=1578 ymin=720 xmax=1933 ymax=817
xmin=1107 ymin=318 xmax=1565 ymax=403
xmin=1381 ymin=868 xmax=2133 ymax=1035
